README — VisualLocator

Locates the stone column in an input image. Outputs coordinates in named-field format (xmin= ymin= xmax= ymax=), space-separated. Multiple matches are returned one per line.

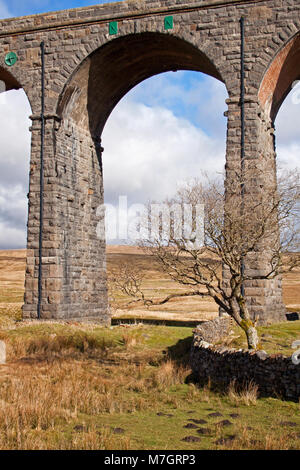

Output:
xmin=22 ymin=116 xmax=110 ymax=324
xmin=222 ymin=96 xmax=286 ymax=325
xmin=243 ymin=103 xmax=286 ymax=324
xmin=23 ymin=114 xmax=61 ymax=319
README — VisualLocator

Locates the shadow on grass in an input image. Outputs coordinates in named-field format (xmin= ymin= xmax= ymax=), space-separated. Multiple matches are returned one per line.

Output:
xmin=166 ymin=336 xmax=211 ymax=387
xmin=111 ymin=318 xmax=201 ymax=328
xmin=166 ymin=335 xmax=194 ymax=367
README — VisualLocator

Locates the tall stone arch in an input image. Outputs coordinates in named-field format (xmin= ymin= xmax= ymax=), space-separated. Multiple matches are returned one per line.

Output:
xmin=23 ymin=32 xmax=228 ymax=322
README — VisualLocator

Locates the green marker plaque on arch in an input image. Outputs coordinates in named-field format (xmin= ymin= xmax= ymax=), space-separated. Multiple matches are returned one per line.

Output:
xmin=164 ymin=16 xmax=173 ymax=30
xmin=109 ymin=21 xmax=118 ymax=35
xmin=5 ymin=52 xmax=18 ymax=67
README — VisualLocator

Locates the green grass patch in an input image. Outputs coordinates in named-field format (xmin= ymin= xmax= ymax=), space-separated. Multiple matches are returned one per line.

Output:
xmin=229 ymin=321 xmax=300 ymax=356
xmin=64 ymin=389 xmax=300 ymax=450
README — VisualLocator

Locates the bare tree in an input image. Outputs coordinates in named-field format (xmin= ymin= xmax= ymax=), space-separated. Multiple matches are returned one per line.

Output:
xmin=110 ymin=168 xmax=300 ymax=350
xmin=108 ymin=262 xmax=147 ymax=310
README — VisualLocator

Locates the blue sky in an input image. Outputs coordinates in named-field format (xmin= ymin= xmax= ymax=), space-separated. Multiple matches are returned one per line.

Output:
xmin=0 ymin=0 xmax=298 ymax=248
xmin=0 ymin=0 xmax=121 ymax=18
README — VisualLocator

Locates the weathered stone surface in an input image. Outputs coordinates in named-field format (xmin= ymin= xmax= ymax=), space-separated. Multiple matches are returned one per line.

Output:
xmin=0 ymin=341 xmax=6 ymax=365
xmin=0 ymin=0 xmax=297 ymax=322
xmin=193 ymin=318 xmax=232 ymax=345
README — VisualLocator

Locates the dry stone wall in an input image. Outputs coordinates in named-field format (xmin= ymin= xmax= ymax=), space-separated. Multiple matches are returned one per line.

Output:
xmin=191 ymin=319 xmax=300 ymax=401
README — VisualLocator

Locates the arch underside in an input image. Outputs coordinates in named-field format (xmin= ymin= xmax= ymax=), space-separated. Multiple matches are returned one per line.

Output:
xmin=259 ymin=32 xmax=300 ymax=122
xmin=57 ymin=32 xmax=223 ymax=137
xmin=0 ymin=67 xmax=21 ymax=92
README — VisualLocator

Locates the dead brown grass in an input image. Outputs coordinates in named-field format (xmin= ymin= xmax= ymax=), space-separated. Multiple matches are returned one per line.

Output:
xmin=0 ymin=359 xmax=135 ymax=449
xmin=0 ymin=321 xmax=196 ymax=449
xmin=216 ymin=422 xmax=297 ymax=451
xmin=0 ymin=353 xmax=161 ymax=449
xmin=154 ymin=360 xmax=189 ymax=388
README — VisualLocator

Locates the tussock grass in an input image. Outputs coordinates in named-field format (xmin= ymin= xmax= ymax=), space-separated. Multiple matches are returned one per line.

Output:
xmin=0 ymin=322 xmax=196 ymax=449
xmin=120 ymin=330 xmax=144 ymax=349
xmin=153 ymin=360 xmax=190 ymax=389
xmin=215 ymin=423 xmax=296 ymax=450
xmin=4 ymin=331 xmax=114 ymax=360
xmin=0 ymin=305 xmax=22 ymax=328
xmin=0 ymin=357 xmax=157 ymax=449
xmin=227 ymin=380 xmax=259 ymax=406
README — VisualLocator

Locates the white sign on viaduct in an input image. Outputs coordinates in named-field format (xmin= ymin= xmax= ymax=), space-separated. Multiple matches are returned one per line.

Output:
xmin=0 ymin=0 xmax=299 ymax=324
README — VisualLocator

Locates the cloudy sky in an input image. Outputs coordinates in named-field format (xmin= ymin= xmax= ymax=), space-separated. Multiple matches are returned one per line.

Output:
xmin=0 ymin=0 xmax=299 ymax=248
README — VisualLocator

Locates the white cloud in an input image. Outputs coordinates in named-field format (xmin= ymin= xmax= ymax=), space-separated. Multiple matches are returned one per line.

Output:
xmin=102 ymin=96 xmax=226 ymax=206
xmin=129 ymin=71 xmax=228 ymax=137
xmin=0 ymin=185 xmax=28 ymax=249
xmin=275 ymin=86 xmax=300 ymax=171
xmin=0 ymin=184 xmax=28 ymax=225
xmin=275 ymin=84 xmax=300 ymax=147
xmin=276 ymin=143 xmax=300 ymax=171
xmin=0 ymin=222 xmax=26 ymax=248
xmin=0 ymin=89 xmax=31 ymax=249
xmin=0 ymin=90 xmax=31 ymax=192
xmin=0 ymin=182 xmax=28 ymax=250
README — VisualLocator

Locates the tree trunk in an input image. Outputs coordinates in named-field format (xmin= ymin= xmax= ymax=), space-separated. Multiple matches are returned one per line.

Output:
xmin=235 ymin=293 xmax=261 ymax=350
xmin=243 ymin=323 xmax=260 ymax=350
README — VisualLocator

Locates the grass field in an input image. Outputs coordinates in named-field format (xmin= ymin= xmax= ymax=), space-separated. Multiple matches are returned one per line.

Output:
xmin=1 ymin=246 xmax=300 ymax=323
xmin=0 ymin=247 xmax=299 ymax=450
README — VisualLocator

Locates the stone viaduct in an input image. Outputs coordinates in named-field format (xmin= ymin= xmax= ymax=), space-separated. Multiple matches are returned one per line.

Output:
xmin=0 ymin=0 xmax=299 ymax=324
